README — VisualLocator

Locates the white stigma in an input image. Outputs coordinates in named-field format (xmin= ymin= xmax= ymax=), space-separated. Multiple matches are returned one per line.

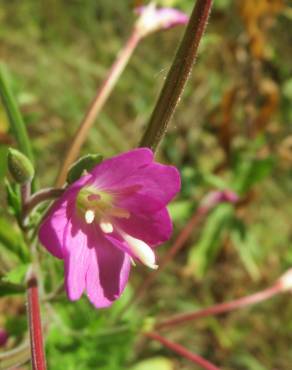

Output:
xmin=100 ymin=221 xmax=114 ymax=234
xmin=85 ymin=210 xmax=95 ymax=224
xmin=122 ymin=233 xmax=158 ymax=270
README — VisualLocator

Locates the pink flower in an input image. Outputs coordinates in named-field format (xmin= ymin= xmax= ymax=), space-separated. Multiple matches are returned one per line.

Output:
xmin=200 ymin=190 xmax=238 ymax=210
xmin=135 ymin=4 xmax=189 ymax=37
xmin=39 ymin=149 xmax=180 ymax=308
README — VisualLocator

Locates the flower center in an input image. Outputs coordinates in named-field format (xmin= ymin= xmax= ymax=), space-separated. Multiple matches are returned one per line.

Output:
xmin=75 ymin=186 xmax=157 ymax=269
xmin=76 ymin=186 xmax=129 ymax=227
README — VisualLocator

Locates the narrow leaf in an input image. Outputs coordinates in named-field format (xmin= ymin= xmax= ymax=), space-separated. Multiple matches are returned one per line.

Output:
xmin=3 ymin=264 xmax=30 ymax=285
xmin=188 ymin=203 xmax=234 ymax=277
xmin=0 ymin=64 xmax=33 ymax=160
xmin=0 ymin=216 xmax=29 ymax=262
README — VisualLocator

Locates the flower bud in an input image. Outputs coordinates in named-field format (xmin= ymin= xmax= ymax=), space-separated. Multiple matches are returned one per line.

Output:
xmin=67 ymin=154 xmax=103 ymax=184
xmin=7 ymin=148 xmax=34 ymax=184
xmin=221 ymin=190 xmax=239 ymax=203
xmin=200 ymin=190 xmax=238 ymax=210
xmin=135 ymin=4 xmax=189 ymax=38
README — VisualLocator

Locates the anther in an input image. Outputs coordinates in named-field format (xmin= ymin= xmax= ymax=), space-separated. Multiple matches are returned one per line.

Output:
xmin=85 ymin=210 xmax=95 ymax=224
xmin=100 ymin=221 xmax=114 ymax=234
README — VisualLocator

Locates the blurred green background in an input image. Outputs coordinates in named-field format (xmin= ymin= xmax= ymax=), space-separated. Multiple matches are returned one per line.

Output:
xmin=0 ymin=0 xmax=292 ymax=369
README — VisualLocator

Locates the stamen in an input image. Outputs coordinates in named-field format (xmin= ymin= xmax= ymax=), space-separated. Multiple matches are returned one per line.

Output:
xmin=111 ymin=184 xmax=142 ymax=196
xmin=108 ymin=207 xmax=130 ymax=219
xmin=85 ymin=210 xmax=95 ymax=224
xmin=122 ymin=233 xmax=158 ymax=270
xmin=130 ymin=257 xmax=136 ymax=267
xmin=100 ymin=221 xmax=114 ymax=234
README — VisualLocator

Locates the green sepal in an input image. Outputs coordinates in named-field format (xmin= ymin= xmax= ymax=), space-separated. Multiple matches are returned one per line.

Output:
xmin=2 ymin=264 xmax=30 ymax=285
xmin=5 ymin=178 xmax=21 ymax=218
xmin=67 ymin=153 xmax=103 ymax=184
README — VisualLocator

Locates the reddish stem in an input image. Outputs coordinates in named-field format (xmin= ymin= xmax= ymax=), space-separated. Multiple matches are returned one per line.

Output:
xmin=21 ymin=182 xmax=31 ymax=207
xmin=56 ymin=30 xmax=141 ymax=186
xmin=145 ymin=331 xmax=220 ymax=370
xmin=27 ymin=273 xmax=47 ymax=370
xmin=156 ymin=283 xmax=281 ymax=330
xmin=23 ymin=187 xmax=64 ymax=219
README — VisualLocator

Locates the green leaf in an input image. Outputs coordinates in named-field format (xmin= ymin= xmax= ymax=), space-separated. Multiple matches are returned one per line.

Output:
xmin=231 ymin=220 xmax=260 ymax=280
xmin=0 ymin=100 xmax=10 ymax=132
xmin=0 ymin=216 xmax=29 ymax=262
xmin=203 ymin=173 xmax=229 ymax=189
xmin=3 ymin=264 xmax=30 ymax=285
xmin=0 ymin=145 xmax=8 ymax=180
xmin=0 ymin=280 xmax=25 ymax=296
xmin=233 ymin=156 xmax=274 ymax=194
xmin=188 ymin=203 xmax=234 ymax=277
xmin=213 ymin=0 xmax=232 ymax=10
xmin=5 ymin=178 xmax=21 ymax=218
xmin=283 ymin=78 xmax=292 ymax=100
xmin=168 ymin=200 xmax=193 ymax=223
xmin=0 ymin=64 xmax=33 ymax=161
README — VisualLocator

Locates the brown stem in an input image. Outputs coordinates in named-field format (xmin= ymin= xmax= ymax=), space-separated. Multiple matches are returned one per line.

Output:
xmin=23 ymin=187 xmax=64 ymax=219
xmin=27 ymin=272 xmax=47 ymax=370
xmin=145 ymin=331 xmax=220 ymax=370
xmin=56 ymin=30 xmax=141 ymax=186
xmin=139 ymin=0 xmax=213 ymax=151
xmin=156 ymin=283 xmax=281 ymax=330
xmin=20 ymin=182 xmax=32 ymax=228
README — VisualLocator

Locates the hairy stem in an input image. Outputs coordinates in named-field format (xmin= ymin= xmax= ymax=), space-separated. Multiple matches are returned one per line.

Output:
xmin=56 ymin=30 xmax=141 ymax=186
xmin=156 ymin=283 xmax=282 ymax=330
xmin=145 ymin=331 xmax=220 ymax=370
xmin=27 ymin=271 xmax=47 ymax=370
xmin=20 ymin=182 xmax=32 ymax=228
xmin=23 ymin=187 xmax=64 ymax=219
xmin=139 ymin=0 xmax=213 ymax=151
xmin=21 ymin=182 xmax=31 ymax=206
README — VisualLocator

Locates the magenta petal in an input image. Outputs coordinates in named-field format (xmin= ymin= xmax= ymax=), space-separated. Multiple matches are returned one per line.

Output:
xmin=116 ymin=207 xmax=173 ymax=247
xmin=63 ymin=219 xmax=90 ymax=301
xmin=104 ymin=231 xmax=135 ymax=259
xmin=135 ymin=6 xmax=188 ymax=30
xmin=89 ymin=148 xmax=153 ymax=188
xmin=117 ymin=163 xmax=181 ymax=213
xmin=38 ymin=173 xmax=93 ymax=259
xmin=85 ymin=228 xmax=131 ymax=308
xmin=39 ymin=197 xmax=73 ymax=259
xmin=155 ymin=8 xmax=189 ymax=29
